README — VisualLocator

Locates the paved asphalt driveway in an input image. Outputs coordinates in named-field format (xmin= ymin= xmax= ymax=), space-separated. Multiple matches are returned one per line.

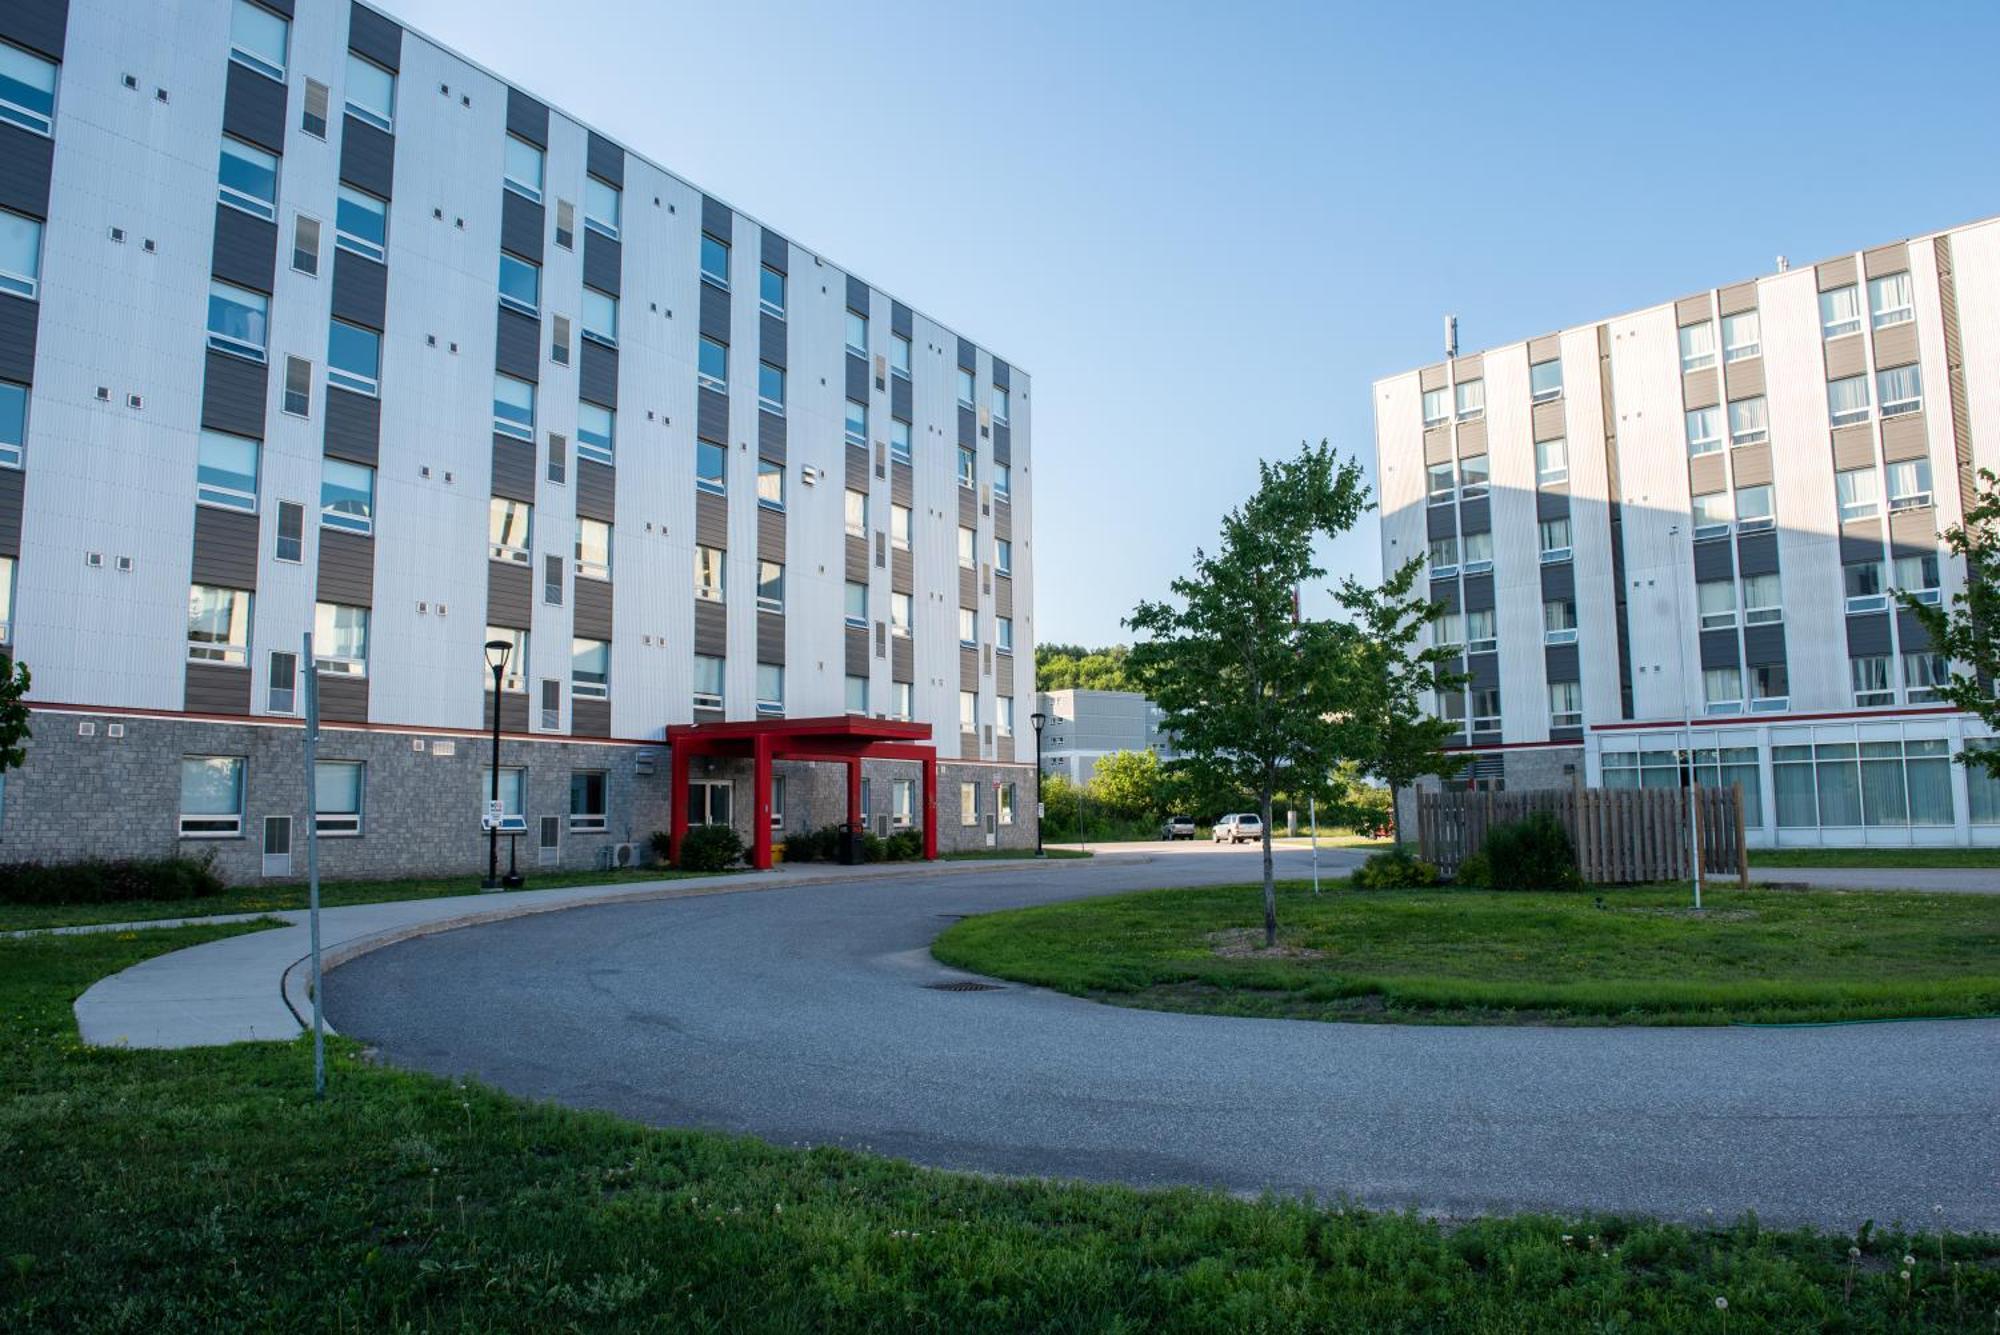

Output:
xmin=325 ymin=843 xmax=2000 ymax=1230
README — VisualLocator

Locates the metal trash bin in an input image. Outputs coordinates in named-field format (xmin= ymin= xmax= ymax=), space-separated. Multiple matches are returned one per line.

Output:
xmin=839 ymin=822 xmax=866 ymax=865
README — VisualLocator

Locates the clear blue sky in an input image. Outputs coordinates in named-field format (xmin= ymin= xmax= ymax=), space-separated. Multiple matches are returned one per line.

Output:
xmin=397 ymin=0 xmax=1999 ymax=646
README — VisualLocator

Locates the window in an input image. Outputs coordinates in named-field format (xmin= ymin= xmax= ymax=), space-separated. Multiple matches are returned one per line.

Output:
xmin=693 ymin=653 xmax=724 ymax=710
xmin=959 ymin=691 xmax=977 ymax=734
xmin=345 ymin=52 xmax=394 ymax=131
xmin=576 ymin=403 xmax=614 ymax=465
xmin=1427 ymin=462 xmax=1455 ymax=503
xmin=957 ymin=367 xmax=976 ymax=408
xmin=845 ymin=674 xmax=869 ymax=715
xmin=891 ymin=332 xmax=911 ymax=377
xmin=302 ymin=79 xmax=328 ymax=139
xmin=180 ymin=756 xmax=246 ymax=837
xmin=890 ymin=590 xmax=912 ymax=636
xmin=544 ymin=553 xmax=563 ymax=605
xmin=957 ymin=525 xmax=976 ymax=569
xmin=1834 ymin=467 xmax=1879 ymax=524
xmin=1465 ymin=608 xmax=1496 ymax=654
xmin=504 ymin=135 xmax=543 ymax=202
xmin=697 ymin=336 xmax=727 ymax=391
xmin=320 ymin=459 xmax=374 ymax=534
xmin=1975 ymin=747 xmax=2000 ymax=827
xmin=498 ymin=252 xmax=540 ymax=315
xmin=758 ymin=362 xmax=785 ymax=414
xmin=1721 ymin=311 xmax=1761 ymax=362
xmin=196 ymin=430 xmax=259 ymax=511
xmin=993 ymin=461 xmax=1011 ymax=502
xmin=282 ymin=355 xmax=313 ymax=421
xmin=845 ymin=309 xmax=867 ymax=357
xmin=1702 ymin=666 xmax=1742 ymax=714
xmin=830 ymin=578 xmax=863 ymax=628
xmin=1825 ymin=373 xmax=1871 ymax=428
xmin=576 ymin=518 xmax=611 ymax=580
xmin=550 ymin=316 xmax=571 ymax=368
xmin=326 ymin=320 xmax=380 ymax=395
xmin=700 ymin=233 xmax=729 ymax=288
xmin=1529 ymin=359 xmax=1562 ymax=402
xmin=959 ymin=780 xmax=979 ymax=825
xmin=998 ymin=782 xmax=1017 ymax=825
xmin=997 ymin=615 xmax=1016 ymax=654
xmin=1537 ymin=516 xmax=1572 ymax=563
xmin=275 ymin=500 xmax=304 ymax=562
xmin=891 ymin=682 xmax=914 ymax=722
xmin=1851 ymin=654 xmax=1893 ymax=707
xmin=1887 ymin=458 xmax=1933 ymax=512
xmin=1428 ymin=535 xmax=1459 ymax=577
xmin=218 ymin=137 xmax=278 ymax=220
xmin=1736 ymin=483 xmax=1774 ymax=533
xmin=892 ymin=778 xmax=915 ymax=825
xmin=206 ymin=279 xmax=267 ymax=359
xmin=1678 ymin=321 xmax=1715 ymax=372
xmin=756 ymin=663 xmax=784 ymax=715
xmin=583 ymin=176 xmax=620 ymax=239
xmin=1903 ymin=652 xmax=1949 ymax=705
xmin=1458 ymin=454 xmax=1489 ymax=499
xmin=0 ymin=40 xmax=57 ymax=136
xmin=1844 ymin=559 xmax=1886 ymax=613
xmin=572 ymin=638 xmax=609 ymax=699
xmin=1685 ymin=406 xmax=1721 ymax=456
xmin=494 ymin=374 xmax=535 ymax=440
xmin=1464 ymin=530 xmax=1493 ymax=575
xmin=1727 ymin=397 xmax=1767 ymax=446
xmin=489 ymin=496 xmax=532 ymax=563
xmin=1691 ymin=490 xmax=1732 ymax=539
xmin=756 ymin=458 xmax=784 ymax=511
xmin=229 ymin=0 xmax=288 ymax=81
xmin=0 ymin=380 xmax=23 ymax=467
xmin=845 ymin=398 xmax=867 ymax=446
xmin=188 ymin=584 xmax=252 ymax=664
xmin=1470 ymin=686 xmax=1501 ymax=733
xmin=759 ymin=264 xmax=785 ymax=317
xmin=995 ymin=537 xmax=1013 ymax=576
xmin=582 ymin=288 xmax=617 ymax=347
xmin=1894 ymin=552 xmax=1942 ymax=605
xmin=1697 ymin=578 xmax=1737 ymax=629
xmin=740 ymin=559 xmax=780 ymax=617
xmin=314 ymin=602 xmax=368 ymax=675
xmin=687 ymin=780 xmax=731 ymax=826
xmin=569 ymin=771 xmax=607 ymax=831
xmin=1548 ymin=680 xmax=1582 ymax=729
xmin=1542 ymin=597 xmax=1577 ymax=644
xmin=845 ymin=488 xmax=868 ymax=538
xmin=1752 ymin=662 xmax=1787 ymax=713
xmin=554 ymin=200 xmax=574 ymax=250
xmin=1420 ymin=387 xmax=1449 ymax=427
xmin=0 ymin=211 xmax=31 ymax=301
xmin=1869 ymin=272 xmax=1913 ymax=330
xmin=1535 ymin=438 xmax=1567 ymax=485
xmin=315 ymin=760 xmax=364 ymax=835
xmin=268 ymin=649 xmax=297 ymax=713
xmin=334 ymin=186 xmax=387 ymax=262
xmin=890 ymin=419 xmax=912 ymax=464
xmin=1741 ymin=572 xmax=1782 ymax=624
xmin=957 ymin=446 xmax=975 ymax=489
xmin=885 ymin=502 xmax=912 ymax=551
xmin=958 ymin=605 xmax=977 ymax=647
xmin=694 ymin=545 xmax=725 ymax=602
xmin=1877 ymin=364 xmax=1922 ymax=418
xmin=697 ymin=440 xmax=726 ymax=494
xmin=993 ymin=383 xmax=1010 ymax=424
xmin=479 ymin=767 xmax=527 ymax=825
xmin=1820 ymin=284 xmax=1862 ymax=339
xmin=1454 ymin=379 xmax=1484 ymax=421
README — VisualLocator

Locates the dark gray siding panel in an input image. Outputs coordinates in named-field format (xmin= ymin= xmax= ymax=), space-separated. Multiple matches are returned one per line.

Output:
xmin=956 ymin=483 xmax=978 ymax=529
xmin=1743 ymin=624 xmax=1787 ymax=666
xmin=582 ymin=230 xmax=620 ymax=295
xmin=1534 ymin=488 xmax=1570 ymax=522
xmin=844 ymin=354 xmax=868 ymax=403
xmin=1458 ymin=496 xmax=1491 ymax=534
xmin=576 ymin=459 xmax=615 ymax=521
xmin=585 ymin=131 xmax=623 ymax=186
xmin=1897 ymin=610 xmax=1932 ymax=652
xmin=315 ymin=673 xmax=367 ymax=723
xmin=329 ymin=249 xmax=387 ymax=328
xmin=211 ymin=204 xmax=277 ymax=293
xmin=0 ymin=295 xmax=36 ymax=383
xmin=323 ymin=387 xmax=379 ymax=465
xmin=992 ymin=423 xmax=1010 ymax=465
xmin=1425 ymin=503 xmax=1457 ymax=541
xmin=956 ymin=336 xmax=975 ymax=370
xmin=495 ymin=307 xmax=541 ymax=382
xmin=890 ymin=374 xmax=911 ymax=421
xmin=957 ymin=404 xmax=975 ymax=448
xmin=845 ymin=274 xmax=868 ymax=312
xmin=756 ymin=508 xmax=784 ymax=563
xmin=891 ymin=634 xmax=913 ymax=682
xmin=694 ymin=491 xmax=727 ymax=549
xmin=845 ymin=626 xmax=869 ymax=678
xmin=316 ymin=529 xmax=374 ymax=605
xmin=954 ymin=561 xmax=975 ymax=607
xmin=505 ymin=87 xmax=549 ymax=146
xmin=574 ymin=577 xmax=613 ymax=639
xmin=483 ymin=690 xmax=527 ymax=733
xmin=1466 ymin=652 xmax=1500 ymax=691
xmin=185 ymin=663 xmax=251 ymax=716
xmin=991 ymin=358 xmax=1010 ymax=390
xmin=696 ymin=387 xmax=728 ymax=443
xmin=221 ymin=61 xmax=287 ymax=155
xmin=201 ymin=349 xmax=268 ymax=438
xmin=1845 ymin=613 xmax=1893 ymax=657
xmin=694 ymin=600 xmax=726 ymax=657
xmin=338 ymin=117 xmax=395 ymax=197
xmin=700 ymin=195 xmax=731 ymax=242
xmin=1692 ymin=537 xmax=1736 ymax=583
xmin=500 ymin=189 xmax=543 ymax=260
xmin=848 ymin=443 xmax=871 ymax=494
xmin=572 ymin=698 xmax=610 ymax=737
xmin=1839 ymin=529 xmax=1882 ymax=564
xmin=0 ymin=0 xmax=67 ymax=59
xmin=0 ymin=122 xmax=55 ymax=217
xmin=579 ymin=339 xmax=618 ymax=407
xmin=0 ymin=467 xmax=22 ymax=556
xmin=1736 ymin=531 xmax=1780 ymax=578
xmin=1699 ymin=629 xmax=1739 ymax=671
xmin=491 ymin=435 xmax=536 ymax=503
xmin=890 ymin=301 xmax=912 ymax=338
xmin=1538 ymin=560 xmax=1575 ymax=602
xmin=1544 ymin=642 xmax=1580 ymax=683
xmin=1462 ymin=573 xmax=1495 ymax=612
xmin=348 ymin=3 xmax=403 ymax=69
xmin=486 ymin=561 xmax=531 ymax=628
xmin=699 ymin=280 xmax=730 ymax=341
xmin=760 ymin=228 xmax=787 ymax=271
xmin=757 ymin=409 xmax=785 ymax=463
xmin=191 ymin=505 xmax=260 ymax=588
xmin=1430 ymin=579 xmax=1460 ymax=614
xmin=756 ymin=611 xmax=784 ymax=665
xmin=759 ymin=311 xmax=786 ymax=366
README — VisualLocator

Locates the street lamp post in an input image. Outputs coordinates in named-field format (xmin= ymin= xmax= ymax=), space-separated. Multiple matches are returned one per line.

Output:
xmin=482 ymin=638 xmax=511 ymax=890
xmin=1030 ymin=710 xmax=1047 ymax=858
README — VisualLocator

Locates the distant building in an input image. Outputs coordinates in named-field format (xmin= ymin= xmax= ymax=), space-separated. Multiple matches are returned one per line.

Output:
xmin=1035 ymin=689 xmax=1176 ymax=783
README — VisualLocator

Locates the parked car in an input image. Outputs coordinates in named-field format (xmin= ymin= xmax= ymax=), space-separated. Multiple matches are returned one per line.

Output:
xmin=1212 ymin=813 xmax=1263 ymax=844
xmin=1159 ymin=814 xmax=1196 ymax=840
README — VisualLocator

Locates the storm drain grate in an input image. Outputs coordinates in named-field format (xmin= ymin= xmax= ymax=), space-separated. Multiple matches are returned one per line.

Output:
xmin=926 ymin=980 xmax=1004 ymax=992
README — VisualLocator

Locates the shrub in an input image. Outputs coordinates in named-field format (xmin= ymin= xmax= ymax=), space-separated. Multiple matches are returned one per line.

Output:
xmin=647 ymin=830 xmax=674 ymax=865
xmin=1349 ymin=847 xmax=1439 ymax=889
xmin=860 ymin=832 xmax=888 ymax=863
xmin=885 ymin=828 xmax=925 ymax=862
xmin=1479 ymin=812 xmax=1580 ymax=891
xmin=1453 ymin=850 xmax=1491 ymax=889
xmin=0 ymin=852 xmax=225 ymax=905
xmin=676 ymin=824 xmax=744 ymax=872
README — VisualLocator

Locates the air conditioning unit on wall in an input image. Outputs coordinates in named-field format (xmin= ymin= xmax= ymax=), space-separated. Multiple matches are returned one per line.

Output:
xmin=596 ymin=841 xmax=640 ymax=870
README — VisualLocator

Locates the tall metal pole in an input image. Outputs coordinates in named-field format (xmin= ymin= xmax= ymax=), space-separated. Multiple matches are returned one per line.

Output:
xmin=1033 ymin=720 xmax=1044 ymax=858
xmin=486 ymin=661 xmax=503 ymax=889
xmin=302 ymin=632 xmax=325 ymax=1099
xmin=1668 ymin=525 xmax=1703 ymax=910
xmin=1309 ymin=792 xmax=1320 ymax=894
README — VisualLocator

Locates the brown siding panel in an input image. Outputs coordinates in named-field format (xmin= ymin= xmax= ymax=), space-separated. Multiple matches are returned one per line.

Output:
xmin=486 ymin=560 xmax=532 ymax=628
xmin=891 ymin=548 xmax=912 ymax=593
xmin=958 ymin=564 xmax=977 ymax=608
xmin=1455 ymin=417 xmax=1487 ymax=456
xmin=957 ymin=486 xmax=978 ymax=528
xmin=890 ymin=460 xmax=912 ymax=507
xmin=1418 ymin=364 xmax=1448 ymax=393
xmin=695 ymin=491 xmax=728 ymax=549
xmin=891 ymin=635 xmax=913 ymax=682
xmin=1681 ymin=367 xmax=1719 ymax=410
xmin=996 ymin=652 xmax=1015 ymax=697
xmin=1723 ymin=357 xmax=1765 ymax=401
xmin=574 ymin=577 xmax=614 ymax=640
xmin=484 ymin=690 xmax=528 ymax=733
xmin=1674 ymin=295 xmax=1711 ymax=325
xmin=572 ymin=697 xmax=611 ymax=737
xmin=191 ymin=505 xmax=260 ymax=589
xmin=756 ymin=610 xmax=784 ymax=664
xmin=576 ymin=459 xmax=616 ymax=521
xmin=1531 ymin=399 xmax=1566 ymax=442
xmin=316 ymin=529 xmax=374 ymax=605
xmin=757 ymin=508 xmax=785 ymax=563
xmin=1718 ymin=282 xmax=1758 ymax=317
xmin=1687 ymin=453 xmax=1726 ymax=497
xmin=1817 ymin=255 xmax=1858 ymax=291
xmin=1731 ymin=444 xmax=1773 ymax=487
xmin=845 ymin=443 xmax=869 ymax=492
xmin=1872 ymin=320 xmax=1918 ymax=369
xmin=1880 ymin=413 xmax=1929 ymax=462
xmin=185 ymin=663 xmax=251 ymax=715
xmin=844 ymin=535 xmax=868 ymax=583
xmin=1863 ymin=243 xmax=1909 ymax=280
xmin=1831 ymin=424 xmax=1877 ymax=472
xmin=1824 ymin=334 xmax=1866 ymax=382
xmin=1526 ymin=334 xmax=1561 ymax=363
xmin=844 ymin=626 xmax=869 ymax=677
xmin=959 ymin=647 xmax=978 ymax=689
xmin=1451 ymin=353 xmax=1483 ymax=381
xmin=1423 ymin=426 xmax=1453 ymax=465
xmin=994 ymin=575 xmax=1013 ymax=618
xmin=316 ymin=673 xmax=367 ymax=723
xmin=693 ymin=598 xmax=726 ymax=657
xmin=1889 ymin=507 xmax=1939 ymax=550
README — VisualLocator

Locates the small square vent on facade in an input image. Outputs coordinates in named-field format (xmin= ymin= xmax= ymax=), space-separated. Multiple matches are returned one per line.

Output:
xmin=122 ymin=73 xmax=137 ymax=89
xmin=84 ymin=551 xmax=103 ymax=568
xmin=77 ymin=720 xmax=97 ymax=736
xmin=109 ymin=226 xmax=124 ymax=242
xmin=95 ymin=386 xmax=110 ymax=401
xmin=412 ymin=738 xmax=426 ymax=752
xmin=115 ymin=555 xmax=133 ymax=572
xmin=142 ymin=239 xmax=155 ymax=253
xmin=106 ymin=723 xmax=126 ymax=739
xmin=432 ymin=739 xmax=456 ymax=757
xmin=126 ymin=393 xmax=142 ymax=409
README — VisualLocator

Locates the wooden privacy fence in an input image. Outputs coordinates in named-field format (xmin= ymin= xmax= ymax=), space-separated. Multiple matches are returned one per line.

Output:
xmin=1416 ymin=785 xmax=1748 ymax=886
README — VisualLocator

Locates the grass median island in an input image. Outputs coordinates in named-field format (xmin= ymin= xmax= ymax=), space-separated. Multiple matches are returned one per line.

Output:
xmin=931 ymin=881 xmax=2000 ymax=1026
xmin=5 ymin=927 xmax=1999 ymax=1329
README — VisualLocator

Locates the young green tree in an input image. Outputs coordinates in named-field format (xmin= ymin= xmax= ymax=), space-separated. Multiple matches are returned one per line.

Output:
xmin=0 ymin=654 xmax=29 ymax=776
xmin=1336 ymin=555 xmax=1467 ymax=842
xmin=1127 ymin=441 xmax=1369 ymax=947
xmin=1900 ymin=469 xmax=2000 ymax=780
xmin=1088 ymin=748 xmax=1164 ymax=822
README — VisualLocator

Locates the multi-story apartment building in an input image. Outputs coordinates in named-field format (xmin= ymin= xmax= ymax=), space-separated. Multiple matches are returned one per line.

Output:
xmin=1374 ymin=215 xmax=2000 ymax=848
xmin=1034 ymin=688 xmax=1176 ymax=783
xmin=0 ymin=0 xmax=1036 ymax=878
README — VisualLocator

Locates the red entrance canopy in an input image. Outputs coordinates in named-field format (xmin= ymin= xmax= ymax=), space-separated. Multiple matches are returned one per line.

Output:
xmin=664 ymin=716 xmax=938 ymax=869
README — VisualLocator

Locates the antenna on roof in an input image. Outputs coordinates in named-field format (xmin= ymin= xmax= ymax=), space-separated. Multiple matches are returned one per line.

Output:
xmin=1775 ymin=255 xmax=1789 ymax=272
xmin=1444 ymin=314 xmax=1459 ymax=359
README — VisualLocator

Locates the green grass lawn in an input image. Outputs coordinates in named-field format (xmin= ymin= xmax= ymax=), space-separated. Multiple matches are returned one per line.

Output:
xmin=932 ymin=881 xmax=2000 ymax=1026
xmin=1751 ymin=847 xmax=2000 ymax=870
xmin=3 ymin=926 xmax=1996 ymax=1329
xmin=0 ymin=864 xmax=707 ymax=933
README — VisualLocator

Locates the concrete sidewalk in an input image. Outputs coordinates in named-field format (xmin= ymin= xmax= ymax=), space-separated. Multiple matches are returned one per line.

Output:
xmin=1750 ymin=865 xmax=2000 ymax=894
xmin=70 ymin=855 xmax=1106 ymax=1050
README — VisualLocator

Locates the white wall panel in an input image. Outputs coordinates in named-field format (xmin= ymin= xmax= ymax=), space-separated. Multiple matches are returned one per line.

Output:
xmin=1558 ymin=325 xmax=1620 ymax=726
xmin=1952 ymin=219 xmax=2000 ymax=477
xmin=1481 ymin=344 xmax=1544 ymax=743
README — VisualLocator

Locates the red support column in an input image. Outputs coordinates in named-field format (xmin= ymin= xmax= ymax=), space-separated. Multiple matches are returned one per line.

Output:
xmin=846 ymin=757 xmax=863 ymax=834
xmin=669 ymin=741 xmax=692 ymax=867
xmin=921 ymin=750 xmax=938 ymax=860
xmin=752 ymin=735 xmax=773 ymax=870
